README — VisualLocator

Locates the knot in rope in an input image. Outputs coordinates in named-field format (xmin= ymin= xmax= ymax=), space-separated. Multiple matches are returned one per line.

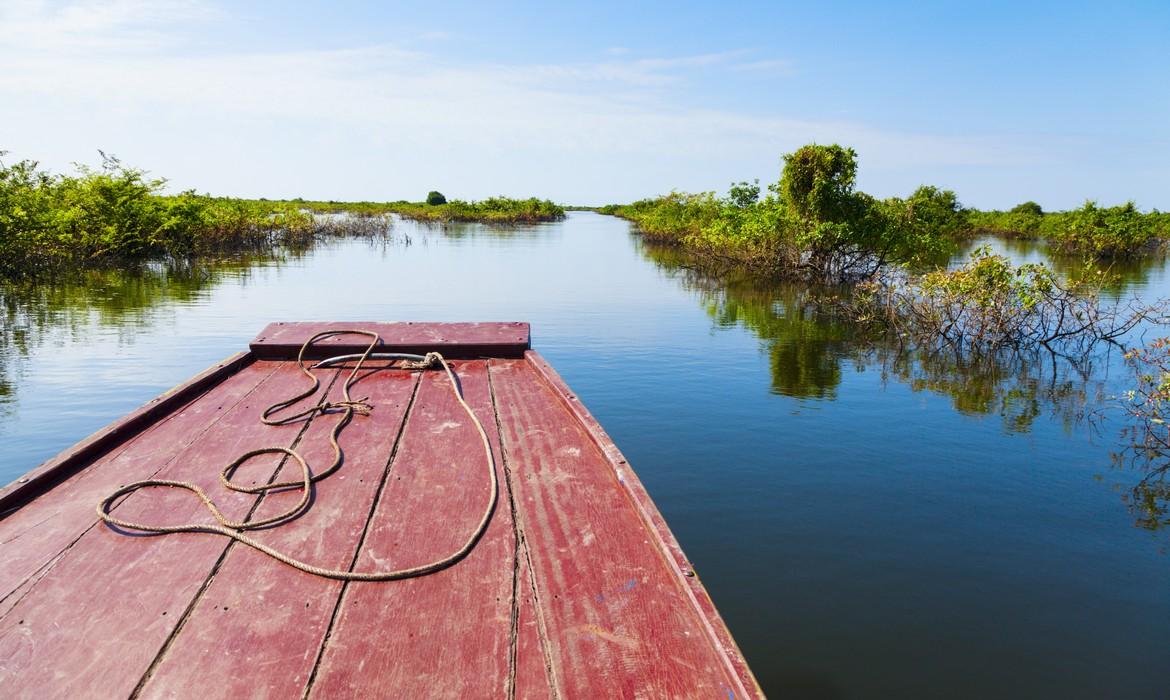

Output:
xmin=318 ymin=398 xmax=373 ymax=415
xmin=401 ymin=352 xmax=442 ymax=370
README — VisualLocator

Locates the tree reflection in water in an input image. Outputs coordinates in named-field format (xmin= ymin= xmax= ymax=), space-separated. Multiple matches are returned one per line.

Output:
xmin=0 ymin=242 xmax=339 ymax=422
xmin=643 ymin=240 xmax=1107 ymax=433
xmin=642 ymin=239 xmax=1170 ymax=536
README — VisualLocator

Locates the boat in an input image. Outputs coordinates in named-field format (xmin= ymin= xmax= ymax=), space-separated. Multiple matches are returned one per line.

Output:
xmin=0 ymin=322 xmax=763 ymax=698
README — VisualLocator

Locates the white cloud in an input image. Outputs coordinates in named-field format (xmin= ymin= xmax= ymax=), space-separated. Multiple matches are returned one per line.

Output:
xmin=0 ymin=0 xmax=1075 ymax=206
xmin=0 ymin=0 xmax=215 ymax=52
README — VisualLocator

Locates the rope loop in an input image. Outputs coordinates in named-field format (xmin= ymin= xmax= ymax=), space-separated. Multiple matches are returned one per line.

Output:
xmin=95 ymin=330 xmax=498 ymax=581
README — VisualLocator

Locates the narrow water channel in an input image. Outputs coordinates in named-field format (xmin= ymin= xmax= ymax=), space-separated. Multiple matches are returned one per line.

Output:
xmin=2 ymin=212 xmax=1167 ymax=698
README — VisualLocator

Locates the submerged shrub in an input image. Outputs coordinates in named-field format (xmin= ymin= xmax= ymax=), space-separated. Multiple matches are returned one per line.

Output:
xmin=1044 ymin=201 xmax=1168 ymax=257
xmin=1120 ymin=338 xmax=1170 ymax=530
xmin=389 ymin=196 xmax=565 ymax=223
xmin=848 ymin=247 xmax=1161 ymax=355
xmin=0 ymin=153 xmax=384 ymax=277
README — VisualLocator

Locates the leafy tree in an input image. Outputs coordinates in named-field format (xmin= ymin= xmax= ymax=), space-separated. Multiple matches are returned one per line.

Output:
xmin=779 ymin=144 xmax=859 ymax=224
xmin=1010 ymin=201 xmax=1043 ymax=216
xmin=727 ymin=180 xmax=760 ymax=208
xmin=426 ymin=191 xmax=447 ymax=205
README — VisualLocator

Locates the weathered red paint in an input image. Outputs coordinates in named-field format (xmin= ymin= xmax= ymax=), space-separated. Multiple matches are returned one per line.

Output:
xmin=250 ymin=321 xmax=531 ymax=360
xmin=0 ymin=323 xmax=762 ymax=699
xmin=136 ymin=366 xmax=418 ymax=699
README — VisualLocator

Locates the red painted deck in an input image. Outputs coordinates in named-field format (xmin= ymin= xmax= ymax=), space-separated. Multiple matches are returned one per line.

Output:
xmin=0 ymin=323 xmax=762 ymax=699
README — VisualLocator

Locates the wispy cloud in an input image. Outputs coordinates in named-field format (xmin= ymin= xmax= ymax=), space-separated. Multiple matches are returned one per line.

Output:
xmin=0 ymin=0 xmax=1031 ymax=203
xmin=0 ymin=0 xmax=215 ymax=52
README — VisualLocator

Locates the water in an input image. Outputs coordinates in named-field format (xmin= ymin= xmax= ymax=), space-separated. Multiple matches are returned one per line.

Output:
xmin=2 ymin=213 xmax=1167 ymax=698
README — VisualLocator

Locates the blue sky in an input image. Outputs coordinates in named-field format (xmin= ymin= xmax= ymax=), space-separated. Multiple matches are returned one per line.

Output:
xmin=1 ymin=0 xmax=1167 ymax=208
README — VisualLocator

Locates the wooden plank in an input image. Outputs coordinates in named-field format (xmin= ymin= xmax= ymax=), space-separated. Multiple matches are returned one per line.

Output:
xmin=0 ymin=361 xmax=321 ymax=700
xmin=490 ymin=357 xmax=758 ymax=699
xmin=307 ymin=361 xmax=516 ymax=699
xmin=0 ymin=358 xmax=278 ymax=607
xmin=0 ymin=352 xmax=254 ymax=515
xmin=523 ymin=351 xmax=764 ymax=698
xmin=514 ymin=538 xmax=557 ymax=700
xmin=136 ymin=365 xmax=418 ymax=699
xmin=250 ymin=321 xmax=530 ymax=360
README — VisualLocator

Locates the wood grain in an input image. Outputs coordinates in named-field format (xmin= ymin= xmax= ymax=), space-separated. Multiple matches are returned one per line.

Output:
xmin=135 ymin=365 xmax=419 ymax=699
xmin=0 ymin=361 xmax=320 ymax=700
xmin=0 ymin=358 xmax=275 ymax=606
xmin=490 ymin=357 xmax=755 ymax=699
xmin=0 ymin=335 xmax=763 ymax=698
xmin=307 ymin=361 xmax=516 ymax=699
xmin=250 ymin=322 xmax=531 ymax=360
xmin=524 ymin=351 xmax=764 ymax=698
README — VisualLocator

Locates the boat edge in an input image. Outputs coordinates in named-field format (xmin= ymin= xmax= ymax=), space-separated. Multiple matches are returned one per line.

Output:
xmin=0 ymin=351 xmax=254 ymax=518
xmin=522 ymin=350 xmax=766 ymax=699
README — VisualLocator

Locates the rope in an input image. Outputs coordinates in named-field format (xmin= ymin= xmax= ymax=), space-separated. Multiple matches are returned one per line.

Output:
xmin=96 ymin=330 xmax=498 ymax=581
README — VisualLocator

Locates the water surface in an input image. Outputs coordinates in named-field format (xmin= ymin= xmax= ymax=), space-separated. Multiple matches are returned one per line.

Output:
xmin=2 ymin=214 xmax=1167 ymax=698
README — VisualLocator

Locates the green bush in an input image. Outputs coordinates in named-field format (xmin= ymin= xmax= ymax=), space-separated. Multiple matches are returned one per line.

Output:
xmin=605 ymin=144 xmax=960 ymax=282
xmin=1010 ymin=201 xmax=1043 ymax=216
xmin=0 ymin=154 xmax=339 ymax=276
xmin=388 ymin=196 xmax=566 ymax=224
xmin=1043 ymin=201 xmax=1168 ymax=257
xmin=426 ymin=191 xmax=447 ymax=205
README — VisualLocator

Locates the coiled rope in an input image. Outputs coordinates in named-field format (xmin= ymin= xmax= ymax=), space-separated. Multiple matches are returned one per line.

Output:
xmin=96 ymin=330 xmax=498 ymax=581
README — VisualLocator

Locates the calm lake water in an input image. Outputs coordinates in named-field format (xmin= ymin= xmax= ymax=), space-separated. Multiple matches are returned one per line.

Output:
xmin=2 ymin=213 xmax=1168 ymax=698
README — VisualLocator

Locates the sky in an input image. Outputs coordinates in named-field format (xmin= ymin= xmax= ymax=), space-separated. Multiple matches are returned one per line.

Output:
xmin=0 ymin=0 xmax=1167 ymax=209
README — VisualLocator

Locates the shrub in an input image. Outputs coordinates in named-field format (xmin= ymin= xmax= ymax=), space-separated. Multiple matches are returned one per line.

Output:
xmin=1010 ymin=201 xmax=1043 ymax=216
xmin=1044 ymin=201 xmax=1167 ymax=257
xmin=426 ymin=191 xmax=447 ymax=205
xmin=848 ymin=247 xmax=1160 ymax=355
xmin=605 ymin=144 xmax=963 ymax=283
xmin=0 ymin=153 xmax=378 ymax=276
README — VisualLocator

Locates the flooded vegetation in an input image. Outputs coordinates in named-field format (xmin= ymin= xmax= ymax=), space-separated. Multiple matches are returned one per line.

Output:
xmin=0 ymin=153 xmax=396 ymax=277
xmin=608 ymin=144 xmax=1169 ymax=283
xmin=2 ymin=213 xmax=1170 ymax=696
xmin=0 ymin=153 xmax=561 ymax=278
xmin=605 ymin=144 xmax=964 ymax=283
xmin=290 ymin=196 xmax=566 ymax=223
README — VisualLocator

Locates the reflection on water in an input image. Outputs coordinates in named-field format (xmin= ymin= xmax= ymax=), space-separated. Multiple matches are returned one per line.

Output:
xmin=2 ymin=213 xmax=1169 ymax=698
xmin=644 ymin=241 xmax=1107 ymax=435
xmin=957 ymin=235 xmax=1170 ymax=298
xmin=0 ymin=253 xmax=292 ymax=417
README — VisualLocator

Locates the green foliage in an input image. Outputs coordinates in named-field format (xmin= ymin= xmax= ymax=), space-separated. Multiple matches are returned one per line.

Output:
xmin=0 ymin=153 xmax=375 ymax=276
xmin=426 ymin=190 xmax=447 ymax=206
xmin=727 ymin=180 xmax=760 ymax=209
xmin=965 ymin=200 xmax=1166 ymax=256
xmin=849 ymin=246 xmax=1157 ymax=357
xmin=1044 ymin=201 xmax=1168 ymax=257
xmin=1121 ymin=338 xmax=1170 ymax=530
xmin=604 ymin=144 xmax=960 ymax=282
xmin=966 ymin=208 xmax=1045 ymax=238
xmin=1011 ymin=201 xmax=1043 ymax=216
xmin=388 ymin=196 xmax=565 ymax=223
xmin=916 ymin=247 xmax=1058 ymax=315
xmin=779 ymin=144 xmax=859 ymax=224
xmin=606 ymin=192 xmax=722 ymax=241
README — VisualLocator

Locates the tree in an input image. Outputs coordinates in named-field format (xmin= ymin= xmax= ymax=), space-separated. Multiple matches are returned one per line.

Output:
xmin=727 ymin=180 xmax=760 ymax=208
xmin=1010 ymin=201 xmax=1043 ymax=216
xmin=426 ymin=191 xmax=447 ymax=205
xmin=779 ymin=143 xmax=859 ymax=223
